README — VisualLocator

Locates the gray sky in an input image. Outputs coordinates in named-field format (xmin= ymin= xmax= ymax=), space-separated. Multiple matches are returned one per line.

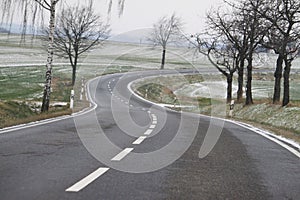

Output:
xmin=76 ymin=0 xmax=224 ymax=35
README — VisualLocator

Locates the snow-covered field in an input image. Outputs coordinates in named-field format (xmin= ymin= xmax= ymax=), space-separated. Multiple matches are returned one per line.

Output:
xmin=175 ymin=81 xmax=229 ymax=99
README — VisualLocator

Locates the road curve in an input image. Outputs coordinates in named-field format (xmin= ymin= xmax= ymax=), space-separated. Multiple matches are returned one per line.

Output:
xmin=0 ymin=70 xmax=299 ymax=200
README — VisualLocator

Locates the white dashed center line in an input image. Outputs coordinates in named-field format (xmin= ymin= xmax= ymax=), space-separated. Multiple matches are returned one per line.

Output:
xmin=149 ymin=124 xmax=156 ymax=129
xmin=65 ymin=167 xmax=110 ymax=192
xmin=65 ymin=82 xmax=161 ymax=193
xmin=144 ymin=129 xmax=153 ymax=135
xmin=151 ymin=114 xmax=157 ymax=121
xmin=132 ymin=136 xmax=147 ymax=145
xmin=111 ymin=148 xmax=134 ymax=161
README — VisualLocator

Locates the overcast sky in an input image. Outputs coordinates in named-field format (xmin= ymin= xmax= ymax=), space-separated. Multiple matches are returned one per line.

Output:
xmin=69 ymin=0 xmax=224 ymax=35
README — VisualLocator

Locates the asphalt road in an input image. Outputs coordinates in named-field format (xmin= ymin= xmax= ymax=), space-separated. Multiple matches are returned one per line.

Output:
xmin=0 ymin=70 xmax=299 ymax=200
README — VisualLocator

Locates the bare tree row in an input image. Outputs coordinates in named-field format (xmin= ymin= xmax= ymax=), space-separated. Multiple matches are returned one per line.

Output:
xmin=194 ymin=0 xmax=300 ymax=106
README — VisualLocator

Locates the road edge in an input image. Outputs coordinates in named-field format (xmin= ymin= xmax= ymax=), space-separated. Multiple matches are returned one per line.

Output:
xmin=127 ymin=77 xmax=300 ymax=158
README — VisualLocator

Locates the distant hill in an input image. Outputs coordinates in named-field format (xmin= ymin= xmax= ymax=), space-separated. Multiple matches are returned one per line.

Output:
xmin=109 ymin=29 xmax=152 ymax=44
xmin=0 ymin=23 xmax=40 ymax=35
xmin=109 ymin=28 xmax=190 ymax=47
xmin=0 ymin=27 xmax=10 ymax=34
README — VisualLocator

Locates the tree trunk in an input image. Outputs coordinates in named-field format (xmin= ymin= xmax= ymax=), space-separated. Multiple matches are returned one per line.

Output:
xmin=161 ymin=48 xmax=166 ymax=70
xmin=71 ymin=55 xmax=78 ymax=86
xmin=282 ymin=58 xmax=291 ymax=107
xmin=72 ymin=66 xmax=77 ymax=86
xmin=245 ymin=58 xmax=253 ymax=105
xmin=273 ymin=54 xmax=284 ymax=104
xmin=237 ymin=58 xmax=245 ymax=102
xmin=227 ymin=73 xmax=233 ymax=103
xmin=41 ymin=0 xmax=56 ymax=112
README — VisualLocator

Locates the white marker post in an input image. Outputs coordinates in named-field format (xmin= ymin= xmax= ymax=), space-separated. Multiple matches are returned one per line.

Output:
xmin=173 ymin=96 xmax=177 ymax=108
xmin=70 ymin=90 xmax=75 ymax=109
xmin=229 ymin=100 xmax=235 ymax=117
xmin=80 ymin=79 xmax=84 ymax=101
xmin=145 ymin=89 xmax=148 ymax=98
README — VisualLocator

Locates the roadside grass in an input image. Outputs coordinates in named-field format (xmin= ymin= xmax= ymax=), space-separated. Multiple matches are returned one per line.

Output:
xmin=0 ymin=65 xmax=73 ymax=101
xmin=233 ymin=102 xmax=300 ymax=134
xmin=136 ymin=83 xmax=177 ymax=105
xmin=0 ymin=101 xmax=71 ymax=129
xmin=232 ymin=100 xmax=300 ymax=143
xmin=0 ymin=63 xmax=74 ymax=128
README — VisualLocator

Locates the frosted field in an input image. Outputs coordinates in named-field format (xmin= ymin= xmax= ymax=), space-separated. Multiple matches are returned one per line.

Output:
xmin=0 ymin=34 xmax=204 ymax=101
xmin=0 ymin=33 xmax=216 ymax=70
xmin=1 ymin=33 xmax=300 ymax=102
xmin=174 ymin=79 xmax=300 ymax=101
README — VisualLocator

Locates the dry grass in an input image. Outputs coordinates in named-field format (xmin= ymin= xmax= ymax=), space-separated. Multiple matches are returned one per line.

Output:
xmin=0 ymin=101 xmax=72 ymax=129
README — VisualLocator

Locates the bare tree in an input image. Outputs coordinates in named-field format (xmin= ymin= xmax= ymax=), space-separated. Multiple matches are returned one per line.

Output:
xmin=48 ymin=1 xmax=110 ymax=86
xmin=205 ymin=0 xmax=268 ymax=105
xmin=254 ymin=0 xmax=300 ymax=106
xmin=1 ymin=0 xmax=124 ymax=112
xmin=206 ymin=7 xmax=248 ymax=103
xmin=40 ymin=0 xmax=59 ymax=112
xmin=193 ymin=35 xmax=238 ymax=103
xmin=148 ymin=13 xmax=183 ymax=70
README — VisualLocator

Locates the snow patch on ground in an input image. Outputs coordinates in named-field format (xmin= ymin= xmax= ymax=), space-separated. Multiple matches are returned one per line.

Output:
xmin=174 ymin=81 xmax=290 ymax=100
xmin=174 ymin=81 xmax=234 ymax=99
xmin=174 ymin=81 xmax=226 ymax=98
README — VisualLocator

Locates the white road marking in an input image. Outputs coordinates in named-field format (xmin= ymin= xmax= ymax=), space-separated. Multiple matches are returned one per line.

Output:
xmin=149 ymin=124 xmax=156 ymax=129
xmin=144 ymin=129 xmax=153 ymax=135
xmin=151 ymin=114 xmax=157 ymax=121
xmin=65 ymin=167 xmax=109 ymax=192
xmin=111 ymin=148 xmax=134 ymax=161
xmin=132 ymin=136 xmax=147 ymax=145
xmin=152 ymin=120 xmax=157 ymax=125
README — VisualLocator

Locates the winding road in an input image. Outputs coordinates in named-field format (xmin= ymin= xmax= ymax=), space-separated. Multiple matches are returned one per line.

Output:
xmin=0 ymin=70 xmax=299 ymax=200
